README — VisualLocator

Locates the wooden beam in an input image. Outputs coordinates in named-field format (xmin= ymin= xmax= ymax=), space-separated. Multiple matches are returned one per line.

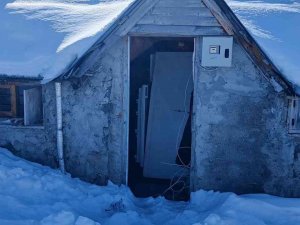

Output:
xmin=10 ymin=85 xmax=17 ymax=117
xmin=202 ymin=0 xmax=234 ymax=35
xmin=156 ymin=0 xmax=205 ymax=8
xmin=0 ymin=76 xmax=42 ymax=85
xmin=0 ymin=81 xmax=41 ymax=86
xmin=151 ymin=6 xmax=213 ymax=17
xmin=129 ymin=25 xmax=225 ymax=36
xmin=138 ymin=14 xmax=220 ymax=26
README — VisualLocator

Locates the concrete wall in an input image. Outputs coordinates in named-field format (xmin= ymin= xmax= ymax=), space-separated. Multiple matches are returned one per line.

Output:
xmin=191 ymin=37 xmax=300 ymax=197
xmin=0 ymin=37 xmax=129 ymax=187
xmin=61 ymin=37 xmax=129 ymax=185
xmin=0 ymin=83 xmax=57 ymax=167
xmin=2 ymin=35 xmax=300 ymax=197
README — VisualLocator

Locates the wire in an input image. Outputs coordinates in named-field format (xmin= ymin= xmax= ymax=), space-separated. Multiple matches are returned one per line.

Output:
xmin=175 ymin=73 xmax=192 ymax=168
xmin=162 ymin=166 xmax=188 ymax=196
xmin=162 ymin=73 xmax=193 ymax=199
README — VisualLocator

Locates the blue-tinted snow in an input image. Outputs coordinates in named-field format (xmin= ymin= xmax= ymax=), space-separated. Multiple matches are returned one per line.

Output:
xmin=0 ymin=147 xmax=300 ymax=224
xmin=226 ymin=0 xmax=300 ymax=89
xmin=0 ymin=0 xmax=133 ymax=82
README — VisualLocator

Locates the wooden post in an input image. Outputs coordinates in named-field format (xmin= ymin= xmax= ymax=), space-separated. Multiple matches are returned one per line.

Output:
xmin=10 ymin=85 xmax=17 ymax=117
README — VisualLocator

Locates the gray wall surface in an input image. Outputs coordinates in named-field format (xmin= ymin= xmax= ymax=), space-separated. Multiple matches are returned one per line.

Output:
xmin=0 ymin=37 xmax=129 ymax=187
xmin=0 ymin=83 xmax=57 ymax=167
xmin=61 ymin=37 xmax=129 ymax=185
xmin=1 ymin=35 xmax=300 ymax=197
xmin=191 ymin=37 xmax=300 ymax=197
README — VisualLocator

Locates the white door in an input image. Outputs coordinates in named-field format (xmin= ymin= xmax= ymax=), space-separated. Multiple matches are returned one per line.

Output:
xmin=143 ymin=52 xmax=193 ymax=179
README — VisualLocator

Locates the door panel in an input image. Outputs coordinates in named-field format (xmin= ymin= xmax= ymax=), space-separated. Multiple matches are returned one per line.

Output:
xmin=143 ymin=52 xmax=193 ymax=179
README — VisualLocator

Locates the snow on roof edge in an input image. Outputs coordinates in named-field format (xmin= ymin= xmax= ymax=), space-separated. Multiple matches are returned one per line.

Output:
xmin=225 ymin=0 xmax=300 ymax=95
xmin=1 ymin=0 xmax=135 ymax=83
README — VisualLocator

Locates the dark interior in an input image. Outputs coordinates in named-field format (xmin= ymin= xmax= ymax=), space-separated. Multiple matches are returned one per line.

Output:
xmin=0 ymin=87 xmax=12 ymax=113
xmin=128 ymin=37 xmax=194 ymax=201
xmin=0 ymin=85 xmax=39 ymax=118
xmin=0 ymin=85 xmax=43 ymax=126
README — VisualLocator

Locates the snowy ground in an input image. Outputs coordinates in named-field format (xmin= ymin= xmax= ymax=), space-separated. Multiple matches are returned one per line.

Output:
xmin=0 ymin=147 xmax=300 ymax=225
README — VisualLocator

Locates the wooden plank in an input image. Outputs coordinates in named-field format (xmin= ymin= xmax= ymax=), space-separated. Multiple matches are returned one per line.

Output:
xmin=151 ymin=6 xmax=213 ymax=17
xmin=202 ymin=0 xmax=234 ymax=34
xmin=0 ymin=79 xmax=41 ymax=86
xmin=10 ymin=85 xmax=16 ymax=117
xmin=156 ymin=0 xmax=205 ymax=8
xmin=138 ymin=14 xmax=221 ymax=26
xmin=0 ymin=76 xmax=41 ymax=82
xmin=130 ymin=24 xmax=225 ymax=36
xmin=158 ymin=0 xmax=202 ymax=2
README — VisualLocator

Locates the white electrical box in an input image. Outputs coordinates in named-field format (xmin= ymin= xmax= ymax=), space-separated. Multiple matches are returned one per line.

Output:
xmin=201 ymin=36 xmax=233 ymax=67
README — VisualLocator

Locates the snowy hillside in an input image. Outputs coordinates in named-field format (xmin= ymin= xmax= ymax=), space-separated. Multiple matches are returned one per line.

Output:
xmin=0 ymin=147 xmax=300 ymax=225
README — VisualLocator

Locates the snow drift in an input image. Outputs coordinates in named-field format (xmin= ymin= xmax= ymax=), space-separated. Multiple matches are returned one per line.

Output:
xmin=0 ymin=147 xmax=300 ymax=225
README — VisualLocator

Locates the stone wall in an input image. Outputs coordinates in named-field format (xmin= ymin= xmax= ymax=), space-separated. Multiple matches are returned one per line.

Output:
xmin=0 ymin=38 xmax=129 ymax=187
xmin=61 ymin=37 xmax=129 ymax=185
xmin=2 ymin=35 xmax=300 ymax=197
xmin=191 ymin=37 xmax=300 ymax=197
xmin=0 ymin=82 xmax=57 ymax=167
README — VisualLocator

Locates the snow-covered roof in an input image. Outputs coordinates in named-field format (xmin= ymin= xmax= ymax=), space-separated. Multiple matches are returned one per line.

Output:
xmin=1 ymin=0 xmax=133 ymax=83
xmin=1 ymin=0 xmax=300 ymax=89
xmin=225 ymin=0 xmax=300 ymax=91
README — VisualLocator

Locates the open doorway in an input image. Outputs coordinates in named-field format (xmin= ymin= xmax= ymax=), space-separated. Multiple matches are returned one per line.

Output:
xmin=128 ymin=37 xmax=194 ymax=201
